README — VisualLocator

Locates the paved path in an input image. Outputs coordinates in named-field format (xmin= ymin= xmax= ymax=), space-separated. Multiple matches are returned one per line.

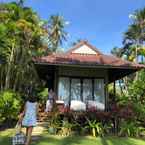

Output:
xmin=21 ymin=122 xmax=48 ymax=141
xmin=32 ymin=122 xmax=47 ymax=136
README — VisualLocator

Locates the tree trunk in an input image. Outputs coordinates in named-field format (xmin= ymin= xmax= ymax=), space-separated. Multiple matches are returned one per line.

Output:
xmin=5 ymin=41 xmax=15 ymax=90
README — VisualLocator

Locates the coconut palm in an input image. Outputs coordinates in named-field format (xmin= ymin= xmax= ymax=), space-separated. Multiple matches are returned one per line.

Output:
xmin=18 ymin=0 xmax=25 ymax=7
xmin=111 ymin=47 xmax=124 ymax=57
xmin=48 ymin=15 xmax=68 ymax=52
xmin=124 ymin=8 xmax=145 ymax=63
xmin=123 ymin=24 xmax=143 ymax=63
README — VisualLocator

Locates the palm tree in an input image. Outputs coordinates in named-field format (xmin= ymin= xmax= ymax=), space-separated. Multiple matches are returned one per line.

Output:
xmin=48 ymin=15 xmax=68 ymax=52
xmin=17 ymin=0 xmax=25 ymax=7
xmin=133 ymin=8 xmax=145 ymax=30
xmin=133 ymin=8 xmax=145 ymax=63
xmin=124 ymin=8 xmax=145 ymax=63
xmin=124 ymin=24 xmax=143 ymax=63
xmin=111 ymin=47 xmax=124 ymax=57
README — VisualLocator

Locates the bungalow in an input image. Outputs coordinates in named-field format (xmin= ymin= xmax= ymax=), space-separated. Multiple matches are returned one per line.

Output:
xmin=35 ymin=41 xmax=144 ymax=111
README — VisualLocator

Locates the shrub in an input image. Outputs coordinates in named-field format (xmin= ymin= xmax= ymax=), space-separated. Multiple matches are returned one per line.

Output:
xmin=47 ymin=109 xmax=62 ymax=134
xmin=58 ymin=117 xmax=77 ymax=136
xmin=132 ymin=102 xmax=145 ymax=123
xmin=37 ymin=88 xmax=48 ymax=105
xmin=86 ymin=118 xmax=104 ymax=137
xmin=0 ymin=90 xmax=22 ymax=125
xmin=119 ymin=120 xmax=145 ymax=137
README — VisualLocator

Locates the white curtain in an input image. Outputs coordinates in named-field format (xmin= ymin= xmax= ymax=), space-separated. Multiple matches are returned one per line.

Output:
xmin=71 ymin=79 xmax=81 ymax=100
xmin=58 ymin=77 xmax=105 ymax=110
xmin=58 ymin=77 xmax=70 ymax=104
xmin=94 ymin=79 xmax=105 ymax=104
xmin=83 ymin=79 xmax=93 ymax=102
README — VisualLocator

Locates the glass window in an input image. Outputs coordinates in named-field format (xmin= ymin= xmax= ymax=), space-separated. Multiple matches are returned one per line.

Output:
xmin=71 ymin=79 xmax=81 ymax=100
xmin=58 ymin=77 xmax=105 ymax=110
xmin=94 ymin=79 xmax=105 ymax=109
xmin=58 ymin=77 xmax=70 ymax=104
xmin=83 ymin=79 xmax=93 ymax=102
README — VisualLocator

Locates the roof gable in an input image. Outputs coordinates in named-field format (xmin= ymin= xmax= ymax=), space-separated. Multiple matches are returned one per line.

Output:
xmin=72 ymin=44 xmax=97 ymax=54
xmin=66 ymin=40 xmax=101 ymax=55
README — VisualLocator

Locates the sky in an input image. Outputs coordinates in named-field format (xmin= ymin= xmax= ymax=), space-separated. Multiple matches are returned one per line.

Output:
xmin=2 ymin=0 xmax=145 ymax=54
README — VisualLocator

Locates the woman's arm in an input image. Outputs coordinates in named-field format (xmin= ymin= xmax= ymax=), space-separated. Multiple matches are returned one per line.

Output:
xmin=18 ymin=103 xmax=26 ymax=124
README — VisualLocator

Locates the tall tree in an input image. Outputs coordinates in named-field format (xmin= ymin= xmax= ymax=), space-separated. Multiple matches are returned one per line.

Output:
xmin=111 ymin=47 xmax=124 ymax=57
xmin=124 ymin=24 xmax=143 ymax=63
xmin=124 ymin=8 xmax=145 ymax=63
xmin=0 ymin=2 xmax=44 ymax=92
xmin=47 ymin=15 xmax=68 ymax=52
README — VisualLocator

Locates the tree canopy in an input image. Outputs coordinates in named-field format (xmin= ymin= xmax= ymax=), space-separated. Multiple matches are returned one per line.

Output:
xmin=0 ymin=1 xmax=67 ymax=94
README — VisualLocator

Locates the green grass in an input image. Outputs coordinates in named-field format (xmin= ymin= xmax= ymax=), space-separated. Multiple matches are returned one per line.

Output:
xmin=1 ymin=129 xmax=145 ymax=145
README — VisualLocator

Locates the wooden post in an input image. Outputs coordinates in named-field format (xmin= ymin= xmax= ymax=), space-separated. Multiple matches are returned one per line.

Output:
xmin=113 ymin=81 xmax=117 ymax=134
xmin=113 ymin=81 xmax=116 ymax=99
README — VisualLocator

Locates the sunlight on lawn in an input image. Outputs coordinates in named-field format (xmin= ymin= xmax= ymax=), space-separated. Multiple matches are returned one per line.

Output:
xmin=31 ymin=134 xmax=145 ymax=145
xmin=0 ymin=129 xmax=145 ymax=145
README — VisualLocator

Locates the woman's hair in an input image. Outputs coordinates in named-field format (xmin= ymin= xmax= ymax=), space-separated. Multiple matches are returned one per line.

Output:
xmin=28 ymin=95 xmax=37 ymax=103
xmin=27 ymin=87 xmax=37 ymax=103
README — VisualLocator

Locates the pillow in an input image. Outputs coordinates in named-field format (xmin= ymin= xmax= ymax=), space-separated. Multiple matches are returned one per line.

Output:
xmin=56 ymin=100 xmax=64 ymax=104
xmin=70 ymin=100 xmax=86 ymax=111
xmin=87 ymin=100 xmax=105 ymax=111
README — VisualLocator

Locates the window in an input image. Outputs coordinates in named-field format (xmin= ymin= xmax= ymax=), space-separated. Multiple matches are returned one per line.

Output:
xmin=94 ymin=79 xmax=105 ymax=110
xmin=71 ymin=79 xmax=81 ymax=100
xmin=58 ymin=77 xmax=105 ymax=109
xmin=83 ymin=79 xmax=93 ymax=102
xmin=58 ymin=77 xmax=70 ymax=104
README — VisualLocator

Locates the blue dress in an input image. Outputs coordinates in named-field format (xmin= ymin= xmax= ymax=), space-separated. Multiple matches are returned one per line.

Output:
xmin=22 ymin=101 xmax=37 ymax=127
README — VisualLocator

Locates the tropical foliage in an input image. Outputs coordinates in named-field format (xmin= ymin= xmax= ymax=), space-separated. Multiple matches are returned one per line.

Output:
xmin=119 ymin=116 xmax=145 ymax=137
xmin=110 ymin=7 xmax=145 ymax=137
xmin=0 ymin=1 xmax=44 ymax=93
xmin=0 ymin=90 xmax=22 ymax=124
xmin=0 ymin=0 xmax=145 ymax=139
xmin=111 ymin=8 xmax=145 ymax=64
xmin=47 ymin=15 xmax=68 ymax=52
xmin=0 ymin=1 xmax=68 ymax=125
xmin=86 ymin=119 xmax=104 ymax=137
xmin=0 ymin=1 xmax=68 ymax=93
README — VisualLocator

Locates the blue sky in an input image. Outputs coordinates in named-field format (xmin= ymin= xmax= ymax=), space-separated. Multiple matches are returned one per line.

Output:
xmin=2 ymin=0 xmax=145 ymax=54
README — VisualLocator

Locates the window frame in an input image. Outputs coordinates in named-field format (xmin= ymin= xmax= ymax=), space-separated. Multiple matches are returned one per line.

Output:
xmin=57 ymin=76 xmax=105 ymax=103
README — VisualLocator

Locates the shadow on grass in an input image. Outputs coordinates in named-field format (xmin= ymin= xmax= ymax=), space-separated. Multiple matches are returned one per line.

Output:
xmin=30 ymin=135 xmax=145 ymax=145
xmin=107 ymin=137 xmax=133 ymax=145
xmin=100 ymin=137 xmax=109 ymax=145
xmin=59 ymin=136 xmax=83 ymax=145
xmin=105 ymin=136 xmax=145 ymax=145
xmin=32 ymin=135 xmax=83 ymax=145
xmin=0 ymin=136 xmax=11 ymax=145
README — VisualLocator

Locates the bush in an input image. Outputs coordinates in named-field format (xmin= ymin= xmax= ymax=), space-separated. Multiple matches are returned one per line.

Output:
xmin=119 ymin=120 xmax=145 ymax=137
xmin=0 ymin=90 xmax=22 ymax=125
xmin=85 ymin=118 xmax=104 ymax=137
xmin=132 ymin=102 xmax=145 ymax=123
xmin=38 ymin=88 xmax=48 ymax=104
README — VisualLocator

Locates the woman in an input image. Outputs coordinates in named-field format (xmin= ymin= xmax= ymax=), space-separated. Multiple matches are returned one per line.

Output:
xmin=45 ymin=89 xmax=55 ymax=112
xmin=19 ymin=94 xmax=38 ymax=145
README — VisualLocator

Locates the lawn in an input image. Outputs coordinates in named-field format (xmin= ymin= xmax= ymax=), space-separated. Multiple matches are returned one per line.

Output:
xmin=1 ymin=129 xmax=145 ymax=145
